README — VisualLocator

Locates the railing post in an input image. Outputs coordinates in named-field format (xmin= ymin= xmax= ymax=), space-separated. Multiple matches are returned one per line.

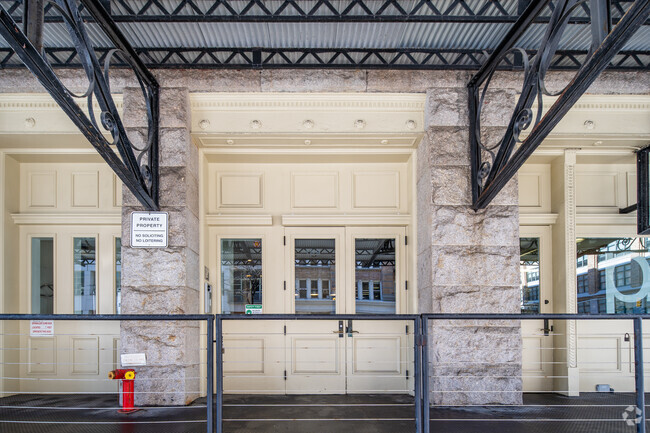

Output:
xmin=422 ymin=315 xmax=429 ymax=433
xmin=216 ymin=315 xmax=223 ymax=433
xmin=414 ymin=316 xmax=422 ymax=433
xmin=206 ymin=315 xmax=214 ymax=433
xmin=635 ymin=316 xmax=646 ymax=433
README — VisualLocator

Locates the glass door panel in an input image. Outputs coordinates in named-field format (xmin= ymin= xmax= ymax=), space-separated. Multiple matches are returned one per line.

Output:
xmin=221 ymin=238 xmax=263 ymax=314
xmin=73 ymin=237 xmax=96 ymax=315
xmin=31 ymin=237 xmax=54 ymax=314
xmin=294 ymin=239 xmax=336 ymax=314
xmin=354 ymin=238 xmax=396 ymax=314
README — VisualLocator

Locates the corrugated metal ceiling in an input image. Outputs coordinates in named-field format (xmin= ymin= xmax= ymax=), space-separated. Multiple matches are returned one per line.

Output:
xmin=0 ymin=0 xmax=648 ymax=69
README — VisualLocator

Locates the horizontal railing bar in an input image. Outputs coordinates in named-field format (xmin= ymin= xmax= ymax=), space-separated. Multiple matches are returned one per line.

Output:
xmin=219 ymin=314 xmax=419 ymax=320
xmin=223 ymin=418 xmax=414 ymax=421
xmin=0 ymin=405 xmax=207 ymax=410
xmin=223 ymin=403 xmax=414 ymax=407
xmin=0 ymin=420 xmax=207 ymax=424
xmin=423 ymin=313 xmax=650 ymax=320
xmin=1 ymin=313 xmax=649 ymax=320
xmin=0 ymin=314 xmax=211 ymax=321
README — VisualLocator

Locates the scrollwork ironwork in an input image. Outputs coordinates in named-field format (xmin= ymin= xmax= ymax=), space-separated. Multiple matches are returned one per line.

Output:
xmin=0 ymin=0 xmax=159 ymax=210
xmin=469 ymin=0 xmax=650 ymax=211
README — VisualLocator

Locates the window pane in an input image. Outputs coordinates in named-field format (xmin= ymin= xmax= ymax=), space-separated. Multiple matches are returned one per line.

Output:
xmin=520 ymin=237 xmax=540 ymax=314
xmin=295 ymin=239 xmax=335 ymax=314
xmin=74 ymin=238 xmax=96 ymax=315
xmin=115 ymin=238 xmax=121 ymax=314
xmin=576 ymin=238 xmax=650 ymax=314
xmin=355 ymin=239 xmax=396 ymax=314
xmin=31 ymin=237 xmax=54 ymax=314
xmin=221 ymin=239 xmax=262 ymax=314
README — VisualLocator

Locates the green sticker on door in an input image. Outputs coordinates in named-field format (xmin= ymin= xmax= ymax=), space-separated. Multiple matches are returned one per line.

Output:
xmin=245 ymin=304 xmax=262 ymax=314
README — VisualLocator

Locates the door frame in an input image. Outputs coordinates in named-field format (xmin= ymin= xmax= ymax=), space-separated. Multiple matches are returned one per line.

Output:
xmin=346 ymin=226 xmax=407 ymax=315
xmin=520 ymin=225 xmax=554 ymax=392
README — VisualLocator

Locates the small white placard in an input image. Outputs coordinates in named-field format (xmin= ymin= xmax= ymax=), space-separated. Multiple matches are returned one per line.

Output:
xmin=30 ymin=320 xmax=54 ymax=337
xmin=131 ymin=212 xmax=168 ymax=248
xmin=121 ymin=353 xmax=147 ymax=367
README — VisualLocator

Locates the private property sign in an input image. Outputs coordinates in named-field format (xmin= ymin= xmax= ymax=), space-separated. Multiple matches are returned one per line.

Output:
xmin=131 ymin=212 xmax=168 ymax=248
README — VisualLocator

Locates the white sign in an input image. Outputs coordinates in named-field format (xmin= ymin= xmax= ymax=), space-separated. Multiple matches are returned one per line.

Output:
xmin=30 ymin=320 xmax=54 ymax=337
xmin=131 ymin=212 xmax=168 ymax=248
xmin=121 ymin=353 xmax=147 ymax=367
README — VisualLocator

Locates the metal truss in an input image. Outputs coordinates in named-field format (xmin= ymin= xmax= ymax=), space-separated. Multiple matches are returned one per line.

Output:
xmin=0 ymin=0 xmax=160 ymax=211
xmin=469 ymin=0 xmax=650 ymax=212
xmin=1 ymin=46 xmax=648 ymax=70
xmin=2 ymin=0 xmax=648 ymax=24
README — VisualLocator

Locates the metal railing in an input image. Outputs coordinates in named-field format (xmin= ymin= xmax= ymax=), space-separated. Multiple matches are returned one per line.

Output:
xmin=0 ymin=314 xmax=214 ymax=432
xmin=1 ymin=313 xmax=649 ymax=433
xmin=216 ymin=314 xmax=422 ymax=433
xmin=422 ymin=313 xmax=649 ymax=433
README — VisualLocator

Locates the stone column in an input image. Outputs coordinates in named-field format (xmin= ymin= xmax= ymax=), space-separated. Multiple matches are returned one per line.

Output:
xmin=418 ymin=87 xmax=522 ymax=405
xmin=120 ymin=86 xmax=200 ymax=405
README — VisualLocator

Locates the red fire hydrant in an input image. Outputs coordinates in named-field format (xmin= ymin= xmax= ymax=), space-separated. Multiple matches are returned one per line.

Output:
xmin=108 ymin=369 xmax=137 ymax=413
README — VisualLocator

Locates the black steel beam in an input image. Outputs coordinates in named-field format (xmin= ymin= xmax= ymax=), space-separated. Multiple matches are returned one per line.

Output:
xmin=3 ymin=0 xmax=647 ymax=24
xmin=638 ymin=146 xmax=650 ymax=234
xmin=471 ymin=0 xmax=650 ymax=210
xmin=22 ymin=0 xmax=43 ymax=53
xmin=1 ymin=47 xmax=648 ymax=70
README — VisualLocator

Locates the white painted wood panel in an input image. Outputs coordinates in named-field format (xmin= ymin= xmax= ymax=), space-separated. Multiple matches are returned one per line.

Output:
xmin=291 ymin=173 xmax=338 ymax=208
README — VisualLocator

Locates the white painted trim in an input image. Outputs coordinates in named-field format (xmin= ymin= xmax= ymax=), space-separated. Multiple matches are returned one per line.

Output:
xmin=281 ymin=214 xmax=410 ymax=226
xmin=190 ymin=92 xmax=426 ymax=111
xmin=205 ymin=214 xmax=273 ymax=226
xmin=540 ymin=94 xmax=650 ymax=112
xmin=575 ymin=214 xmax=637 ymax=225
xmin=190 ymin=92 xmax=426 ymax=138
xmin=519 ymin=213 xmax=559 ymax=225
xmin=0 ymin=93 xmax=123 ymax=111
xmin=11 ymin=213 xmax=120 ymax=225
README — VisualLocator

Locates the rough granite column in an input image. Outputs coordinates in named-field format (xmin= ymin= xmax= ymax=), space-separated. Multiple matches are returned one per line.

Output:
xmin=120 ymin=86 xmax=200 ymax=405
xmin=418 ymin=87 xmax=522 ymax=405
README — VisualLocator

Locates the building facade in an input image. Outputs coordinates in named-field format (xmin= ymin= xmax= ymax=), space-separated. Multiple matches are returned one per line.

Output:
xmin=0 ymin=67 xmax=648 ymax=405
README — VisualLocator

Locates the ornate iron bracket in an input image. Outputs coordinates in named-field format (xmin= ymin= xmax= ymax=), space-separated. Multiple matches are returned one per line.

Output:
xmin=0 ymin=0 xmax=159 ymax=211
xmin=469 ymin=0 xmax=650 ymax=211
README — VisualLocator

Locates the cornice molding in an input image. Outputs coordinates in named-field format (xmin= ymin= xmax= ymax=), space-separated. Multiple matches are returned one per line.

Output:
xmin=0 ymin=93 xmax=124 ymax=111
xmin=190 ymin=93 xmax=425 ymax=111
xmin=205 ymin=214 xmax=273 ymax=226
xmin=281 ymin=214 xmax=411 ymax=226
xmin=518 ymin=213 xmax=559 ymax=225
xmin=576 ymin=214 xmax=637 ymax=225
xmin=11 ymin=213 xmax=121 ymax=225
xmin=541 ymin=94 xmax=650 ymax=112
xmin=190 ymin=93 xmax=426 ymax=138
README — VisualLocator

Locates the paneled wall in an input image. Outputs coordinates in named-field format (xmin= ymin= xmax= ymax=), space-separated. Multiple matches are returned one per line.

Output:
xmin=519 ymin=161 xmax=636 ymax=216
xmin=207 ymin=160 xmax=409 ymax=217
xmin=18 ymin=162 xmax=122 ymax=214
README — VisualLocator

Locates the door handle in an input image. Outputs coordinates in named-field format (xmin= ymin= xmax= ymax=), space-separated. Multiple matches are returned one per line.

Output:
xmin=542 ymin=319 xmax=553 ymax=336
xmin=346 ymin=320 xmax=359 ymax=337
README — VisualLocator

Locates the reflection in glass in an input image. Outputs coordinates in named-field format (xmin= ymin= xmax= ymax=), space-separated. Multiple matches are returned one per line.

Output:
xmin=115 ymin=238 xmax=121 ymax=314
xmin=355 ymin=239 xmax=396 ymax=314
xmin=576 ymin=238 xmax=650 ymax=314
xmin=520 ymin=237 xmax=540 ymax=314
xmin=221 ymin=239 xmax=262 ymax=314
xmin=31 ymin=237 xmax=54 ymax=314
xmin=295 ymin=239 xmax=335 ymax=314
xmin=74 ymin=238 xmax=96 ymax=315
